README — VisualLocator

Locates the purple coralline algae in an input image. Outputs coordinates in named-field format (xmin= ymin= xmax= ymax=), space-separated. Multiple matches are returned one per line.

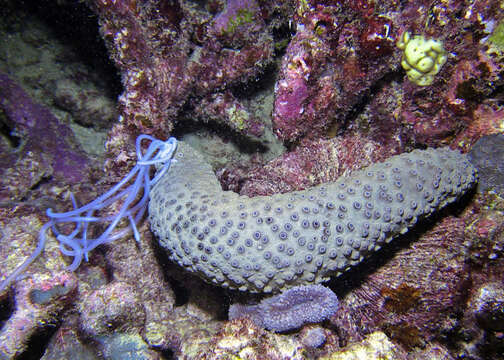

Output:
xmin=0 ymin=73 xmax=91 ymax=200
xmin=79 ymin=281 xmax=146 ymax=336
xmin=89 ymin=0 xmax=504 ymax=168
xmin=88 ymin=0 xmax=278 ymax=150
xmin=212 ymin=0 xmax=260 ymax=39
xmin=469 ymin=282 xmax=504 ymax=332
xmin=237 ymin=134 xmax=396 ymax=197
xmin=229 ymin=284 xmax=339 ymax=332
xmin=193 ymin=91 xmax=265 ymax=137
xmin=457 ymin=194 xmax=504 ymax=359
xmin=0 ymin=262 xmax=78 ymax=358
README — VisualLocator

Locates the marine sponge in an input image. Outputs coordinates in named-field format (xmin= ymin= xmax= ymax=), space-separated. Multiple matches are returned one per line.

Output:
xmin=148 ymin=142 xmax=477 ymax=293
xmin=396 ymin=31 xmax=447 ymax=86
xmin=228 ymin=284 xmax=339 ymax=332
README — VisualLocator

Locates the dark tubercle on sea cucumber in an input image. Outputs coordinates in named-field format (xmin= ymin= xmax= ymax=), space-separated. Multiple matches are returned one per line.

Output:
xmin=148 ymin=142 xmax=477 ymax=293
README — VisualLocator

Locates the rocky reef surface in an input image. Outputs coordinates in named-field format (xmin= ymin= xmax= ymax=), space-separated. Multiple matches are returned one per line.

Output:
xmin=0 ymin=0 xmax=503 ymax=359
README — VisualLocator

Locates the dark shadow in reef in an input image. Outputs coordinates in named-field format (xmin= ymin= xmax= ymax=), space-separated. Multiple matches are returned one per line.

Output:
xmin=148 ymin=232 xmax=231 ymax=321
xmin=0 ymin=288 xmax=15 ymax=331
xmin=2 ymin=0 xmax=122 ymax=99
xmin=172 ymin=116 xmax=270 ymax=156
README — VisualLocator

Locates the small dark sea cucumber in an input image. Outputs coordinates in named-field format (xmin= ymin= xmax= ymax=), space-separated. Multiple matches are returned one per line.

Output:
xmin=149 ymin=143 xmax=477 ymax=293
xmin=468 ymin=133 xmax=504 ymax=196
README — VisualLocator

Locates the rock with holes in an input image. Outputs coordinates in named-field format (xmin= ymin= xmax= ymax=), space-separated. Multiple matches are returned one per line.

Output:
xmin=149 ymin=142 xmax=477 ymax=293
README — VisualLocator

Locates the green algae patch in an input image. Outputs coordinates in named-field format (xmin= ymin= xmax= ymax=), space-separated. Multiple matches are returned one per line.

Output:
xmin=224 ymin=7 xmax=255 ymax=35
xmin=488 ymin=21 xmax=504 ymax=51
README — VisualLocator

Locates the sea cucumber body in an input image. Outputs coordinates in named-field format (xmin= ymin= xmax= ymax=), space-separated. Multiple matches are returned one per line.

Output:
xmin=149 ymin=143 xmax=476 ymax=293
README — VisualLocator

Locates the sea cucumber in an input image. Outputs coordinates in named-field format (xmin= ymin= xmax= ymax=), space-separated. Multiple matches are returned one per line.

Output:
xmin=149 ymin=142 xmax=477 ymax=293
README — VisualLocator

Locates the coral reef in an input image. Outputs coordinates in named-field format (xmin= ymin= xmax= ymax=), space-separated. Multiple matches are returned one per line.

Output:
xmin=468 ymin=133 xmax=504 ymax=196
xmin=329 ymin=216 xmax=471 ymax=347
xmin=79 ymin=281 xmax=146 ymax=336
xmin=84 ymin=0 xmax=504 ymax=152
xmin=87 ymin=0 xmax=282 ymax=145
xmin=406 ymin=343 xmax=456 ymax=360
xmin=457 ymin=192 xmax=504 ymax=359
xmin=0 ymin=3 xmax=117 ymax=155
xmin=229 ymin=284 xmax=339 ymax=332
xmin=53 ymin=78 xmax=117 ymax=129
xmin=40 ymin=315 xmax=99 ymax=360
xmin=0 ymin=211 xmax=79 ymax=357
xmin=203 ymin=317 xmax=305 ymax=359
xmin=460 ymin=281 xmax=504 ymax=359
xmin=1 ymin=0 xmax=504 ymax=358
xmin=469 ymin=282 xmax=504 ymax=332
xmin=271 ymin=2 xmax=397 ymax=142
xmin=237 ymin=134 xmax=397 ymax=197
xmin=0 ymin=72 xmax=92 ymax=202
xmin=0 ymin=135 xmax=177 ymax=292
xmin=193 ymin=91 xmax=265 ymax=137
xmin=319 ymin=331 xmax=407 ymax=360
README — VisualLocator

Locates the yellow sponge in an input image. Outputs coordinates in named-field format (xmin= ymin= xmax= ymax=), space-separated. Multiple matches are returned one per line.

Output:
xmin=396 ymin=31 xmax=447 ymax=86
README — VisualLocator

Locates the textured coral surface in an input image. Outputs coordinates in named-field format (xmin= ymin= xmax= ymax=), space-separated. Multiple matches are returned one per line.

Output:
xmin=469 ymin=133 xmax=504 ymax=196
xmin=150 ymin=142 xmax=476 ymax=293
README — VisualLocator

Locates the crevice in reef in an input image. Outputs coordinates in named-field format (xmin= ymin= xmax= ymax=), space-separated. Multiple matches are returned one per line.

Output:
xmin=0 ymin=289 xmax=15 ymax=330
xmin=14 ymin=0 xmax=122 ymax=98
xmin=172 ymin=117 xmax=269 ymax=156
xmin=229 ymin=62 xmax=278 ymax=100
xmin=16 ymin=324 xmax=59 ymax=360
xmin=0 ymin=110 xmax=21 ymax=149
xmin=335 ymin=70 xmax=405 ymax=138
xmin=159 ymin=348 xmax=175 ymax=360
